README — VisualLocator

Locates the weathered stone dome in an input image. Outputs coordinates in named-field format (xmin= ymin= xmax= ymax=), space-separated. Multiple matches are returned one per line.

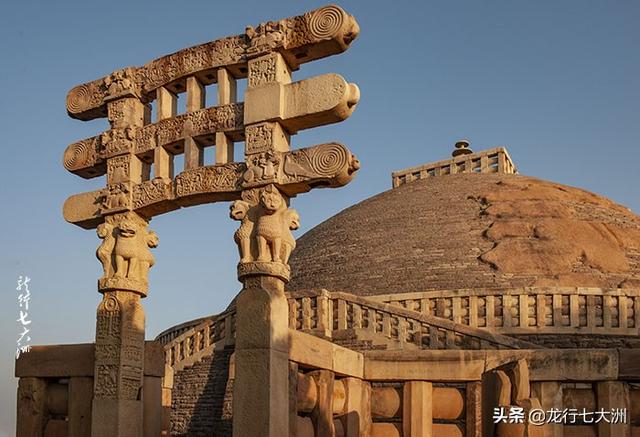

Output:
xmin=288 ymin=173 xmax=640 ymax=295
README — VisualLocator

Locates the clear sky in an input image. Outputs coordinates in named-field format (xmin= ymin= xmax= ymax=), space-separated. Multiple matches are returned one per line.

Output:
xmin=0 ymin=0 xmax=638 ymax=433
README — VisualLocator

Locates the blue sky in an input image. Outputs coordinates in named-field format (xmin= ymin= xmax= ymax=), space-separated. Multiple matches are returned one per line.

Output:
xmin=0 ymin=0 xmax=638 ymax=433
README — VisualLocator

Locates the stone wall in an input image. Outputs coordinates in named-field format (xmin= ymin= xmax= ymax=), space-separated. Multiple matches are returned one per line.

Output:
xmin=170 ymin=348 xmax=233 ymax=437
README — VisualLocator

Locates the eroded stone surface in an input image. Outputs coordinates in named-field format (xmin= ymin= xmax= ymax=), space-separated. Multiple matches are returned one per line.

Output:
xmin=289 ymin=173 xmax=640 ymax=294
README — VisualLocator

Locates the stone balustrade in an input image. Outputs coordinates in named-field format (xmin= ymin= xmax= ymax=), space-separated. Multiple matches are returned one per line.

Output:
xmin=391 ymin=146 xmax=517 ymax=188
xmin=372 ymin=287 xmax=640 ymax=336
xmin=163 ymin=309 xmax=235 ymax=371
xmin=161 ymin=289 xmax=537 ymax=371
xmin=158 ymin=287 xmax=640 ymax=371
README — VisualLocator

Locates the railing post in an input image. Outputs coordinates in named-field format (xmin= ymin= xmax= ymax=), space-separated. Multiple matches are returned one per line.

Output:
xmin=337 ymin=299 xmax=348 ymax=331
xmin=224 ymin=314 xmax=234 ymax=346
xmin=317 ymin=291 xmax=332 ymax=339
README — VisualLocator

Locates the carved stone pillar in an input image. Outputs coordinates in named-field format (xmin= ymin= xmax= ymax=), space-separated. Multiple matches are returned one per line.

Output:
xmin=233 ymin=275 xmax=290 ymax=437
xmin=231 ymin=183 xmax=296 ymax=437
xmin=92 ymin=212 xmax=157 ymax=436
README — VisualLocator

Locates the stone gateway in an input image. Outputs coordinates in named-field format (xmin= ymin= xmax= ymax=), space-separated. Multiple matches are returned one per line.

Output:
xmin=15 ymin=4 xmax=640 ymax=437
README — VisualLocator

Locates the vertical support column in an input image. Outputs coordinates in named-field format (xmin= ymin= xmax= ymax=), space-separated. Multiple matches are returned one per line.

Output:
xmin=156 ymin=87 xmax=177 ymax=121
xmin=289 ymin=362 xmax=299 ymax=437
xmin=403 ymin=381 xmax=433 ymax=437
xmin=92 ymin=290 xmax=146 ymax=437
xmin=69 ymin=377 xmax=93 ymax=437
xmin=186 ymin=76 xmax=205 ymax=112
xmin=233 ymin=276 xmax=290 ymax=437
xmin=216 ymin=68 xmax=237 ymax=164
xmin=317 ymin=290 xmax=333 ymax=339
xmin=103 ymin=97 xmax=147 ymax=214
xmin=310 ymin=370 xmax=335 ymax=437
xmin=143 ymin=376 xmax=162 ymax=437
xmin=244 ymin=53 xmax=292 ymax=169
xmin=153 ymin=146 xmax=174 ymax=179
xmin=92 ymin=212 xmax=157 ymax=437
xmin=341 ymin=378 xmax=372 ymax=437
xmin=161 ymin=366 xmax=173 ymax=437
xmin=596 ymin=381 xmax=629 ymax=437
xmin=465 ymin=382 xmax=481 ymax=437
xmin=531 ymin=382 xmax=563 ymax=437
xmin=155 ymin=87 xmax=176 ymax=178
xmin=497 ymin=151 xmax=507 ymax=173
xmin=185 ymin=77 xmax=205 ymax=170
xmin=16 ymin=377 xmax=47 ymax=437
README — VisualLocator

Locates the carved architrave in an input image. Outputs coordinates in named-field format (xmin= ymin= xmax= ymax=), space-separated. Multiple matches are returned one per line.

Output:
xmin=132 ymin=179 xmax=173 ymax=210
xmin=281 ymin=142 xmax=360 ymax=188
xmin=246 ymin=21 xmax=286 ymax=58
xmin=175 ymin=163 xmax=245 ymax=198
xmin=104 ymin=68 xmax=141 ymax=102
xmin=63 ymin=137 xmax=103 ymax=177
xmin=66 ymin=5 xmax=360 ymax=120
xmin=64 ymin=143 xmax=359 ymax=229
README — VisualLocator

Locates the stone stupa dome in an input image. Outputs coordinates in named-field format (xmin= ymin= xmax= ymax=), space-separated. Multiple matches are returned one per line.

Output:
xmin=288 ymin=171 xmax=640 ymax=295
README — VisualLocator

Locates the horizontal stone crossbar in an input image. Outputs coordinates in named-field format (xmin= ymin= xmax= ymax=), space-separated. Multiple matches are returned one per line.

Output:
xmin=66 ymin=5 xmax=359 ymax=120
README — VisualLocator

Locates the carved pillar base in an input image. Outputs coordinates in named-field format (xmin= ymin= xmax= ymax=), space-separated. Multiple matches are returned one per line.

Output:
xmin=92 ymin=291 xmax=145 ymax=437
xmin=233 ymin=276 xmax=290 ymax=437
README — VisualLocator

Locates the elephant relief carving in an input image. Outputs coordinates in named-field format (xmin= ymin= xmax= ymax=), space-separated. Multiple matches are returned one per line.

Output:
xmin=230 ymin=186 xmax=299 ymax=265
xmin=97 ymin=216 xmax=158 ymax=284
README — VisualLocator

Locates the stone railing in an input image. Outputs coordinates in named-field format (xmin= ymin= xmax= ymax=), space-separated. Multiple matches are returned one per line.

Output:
xmin=155 ymin=315 xmax=214 ymax=346
xmin=287 ymin=290 xmax=535 ymax=351
xmin=159 ymin=287 xmax=640 ymax=371
xmin=391 ymin=147 xmax=516 ymax=188
xmin=160 ymin=289 xmax=537 ymax=371
xmin=162 ymin=309 xmax=235 ymax=371
xmin=371 ymin=287 xmax=640 ymax=336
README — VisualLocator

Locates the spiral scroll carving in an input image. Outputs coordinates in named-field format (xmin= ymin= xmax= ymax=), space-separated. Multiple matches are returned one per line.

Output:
xmin=308 ymin=5 xmax=345 ymax=39
xmin=66 ymin=84 xmax=94 ymax=114
xmin=103 ymin=296 xmax=120 ymax=312
xmin=64 ymin=141 xmax=93 ymax=171
xmin=309 ymin=143 xmax=349 ymax=176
